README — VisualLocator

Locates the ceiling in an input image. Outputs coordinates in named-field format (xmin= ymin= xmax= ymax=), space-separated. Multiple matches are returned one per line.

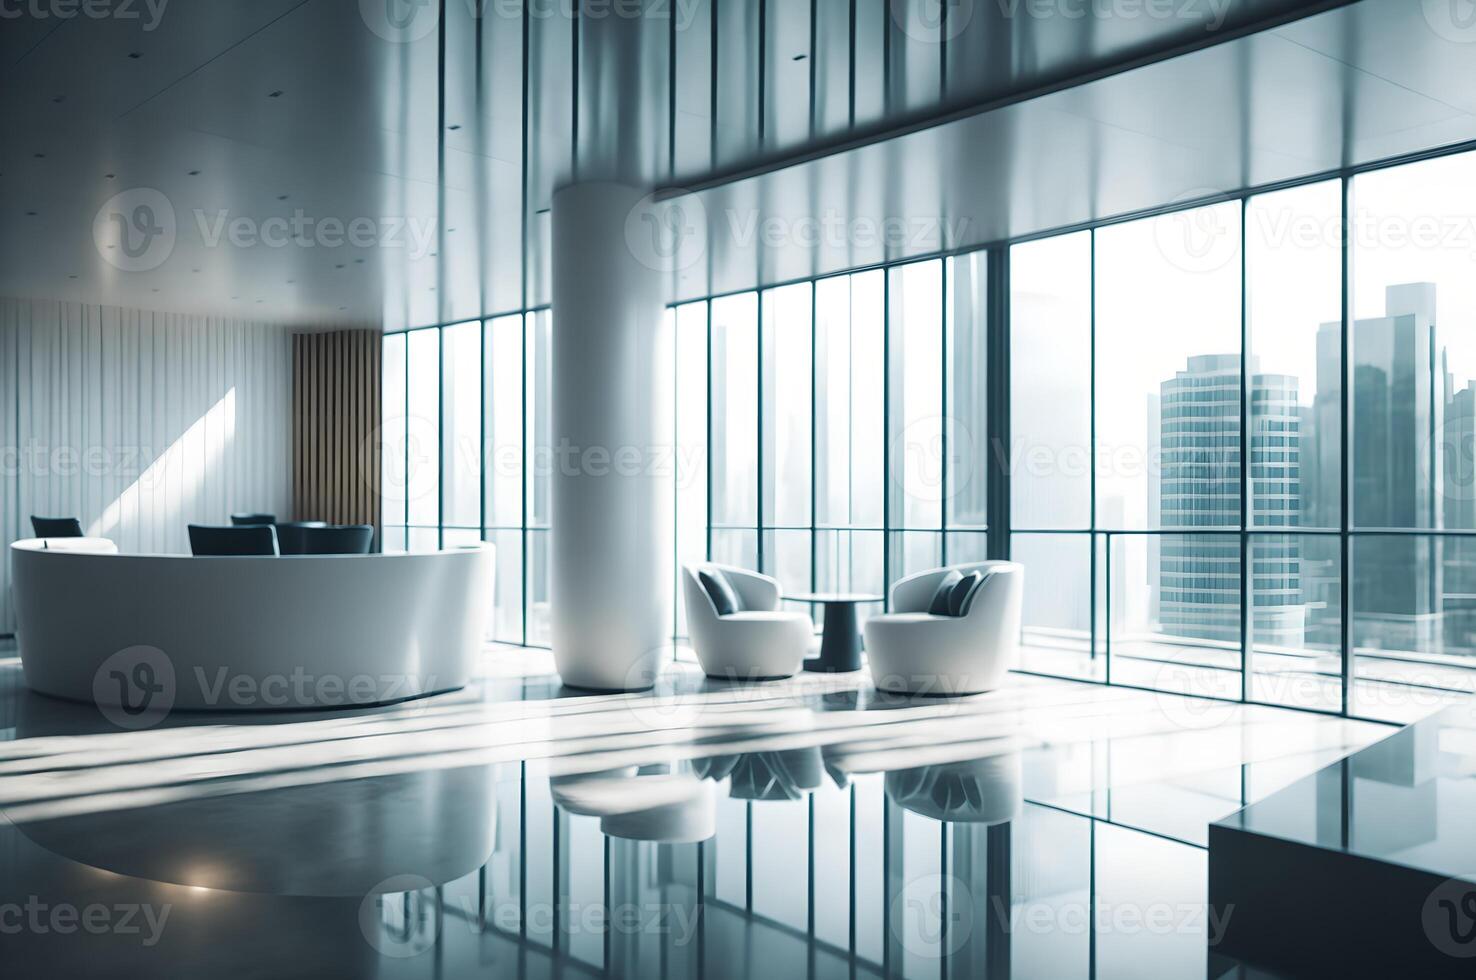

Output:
xmin=3 ymin=0 xmax=1472 ymax=328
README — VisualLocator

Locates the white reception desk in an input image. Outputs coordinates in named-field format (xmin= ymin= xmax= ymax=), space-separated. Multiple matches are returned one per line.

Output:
xmin=10 ymin=538 xmax=494 ymax=712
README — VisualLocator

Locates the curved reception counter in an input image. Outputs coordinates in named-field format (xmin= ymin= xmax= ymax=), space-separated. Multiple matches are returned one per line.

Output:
xmin=11 ymin=538 xmax=494 ymax=713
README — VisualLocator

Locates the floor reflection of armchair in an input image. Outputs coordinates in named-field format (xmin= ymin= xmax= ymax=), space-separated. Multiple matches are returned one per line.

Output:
xmin=863 ymin=561 xmax=1024 ymax=696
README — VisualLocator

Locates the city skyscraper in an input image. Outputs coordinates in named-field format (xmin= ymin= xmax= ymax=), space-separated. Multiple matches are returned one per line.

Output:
xmin=1156 ymin=354 xmax=1305 ymax=646
xmin=1318 ymin=283 xmax=1444 ymax=653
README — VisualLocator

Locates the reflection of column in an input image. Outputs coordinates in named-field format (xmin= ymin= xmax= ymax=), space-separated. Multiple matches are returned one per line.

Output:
xmin=550 ymin=182 xmax=673 ymax=690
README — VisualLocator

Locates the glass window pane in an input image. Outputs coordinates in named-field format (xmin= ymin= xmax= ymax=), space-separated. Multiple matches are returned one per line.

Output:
xmin=486 ymin=528 xmax=525 ymax=644
xmin=1247 ymin=181 xmax=1342 ymax=531
xmin=712 ymin=293 xmax=759 ymax=526
xmin=526 ymin=311 xmax=552 ymax=529
xmin=816 ymin=271 xmax=885 ymax=528
xmin=945 ymin=530 xmax=989 ymax=565
xmin=382 ymin=333 xmax=408 ymax=528
xmin=1250 ymin=533 xmax=1341 ymax=712
xmin=1011 ymin=232 xmax=1091 ymax=530
xmin=762 ymin=283 xmax=813 ymax=528
xmin=815 ymin=529 xmax=884 ymax=626
xmin=442 ymin=321 xmax=481 ymax=528
xmin=889 ymin=260 xmax=945 ymax=531
xmin=408 ymin=527 xmax=440 ymax=553
xmin=710 ymin=528 xmax=758 ymax=571
xmin=1351 ymin=534 xmax=1476 ymax=722
xmin=1353 ymin=152 xmax=1476 ymax=531
xmin=675 ymin=302 xmax=710 ymax=638
xmin=527 ymin=528 xmax=552 ymax=647
xmin=406 ymin=329 xmax=441 ymax=527
xmin=888 ymin=531 xmax=941 ymax=590
xmin=1095 ymin=205 xmax=1242 ymax=530
xmin=1107 ymin=532 xmax=1241 ymax=698
xmin=946 ymin=251 xmax=988 ymax=529
xmin=382 ymin=526 xmax=408 ymax=554
xmin=486 ymin=314 xmax=525 ymax=528
xmin=763 ymin=529 xmax=812 ymax=600
xmin=1012 ymin=533 xmax=1101 ymax=682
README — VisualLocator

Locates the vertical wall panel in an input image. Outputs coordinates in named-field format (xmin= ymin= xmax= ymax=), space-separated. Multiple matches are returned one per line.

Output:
xmin=0 ymin=298 xmax=294 ymax=633
xmin=713 ymin=0 xmax=761 ymax=165
xmin=292 ymin=330 xmax=383 ymax=534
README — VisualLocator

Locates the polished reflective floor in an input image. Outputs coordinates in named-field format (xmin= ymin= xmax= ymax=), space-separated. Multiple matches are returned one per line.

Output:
xmin=0 ymin=641 xmax=1392 ymax=978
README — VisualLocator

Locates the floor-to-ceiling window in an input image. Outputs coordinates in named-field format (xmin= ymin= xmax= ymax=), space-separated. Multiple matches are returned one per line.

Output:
xmin=672 ymin=253 xmax=993 ymax=637
xmin=383 ymin=145 xmax=1476 ymax=721
xmin=1005 ymin=150 xmax=1476 ymax=722
xmin=382 ymin=311 xmax=552 ymax=647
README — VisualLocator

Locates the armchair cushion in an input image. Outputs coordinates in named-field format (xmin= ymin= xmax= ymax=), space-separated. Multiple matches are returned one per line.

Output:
xmin=698 ymin=568 xmax=742 ymax=616
xmin=928 ymin=570 xmax=964 ymax=616
xmin=948 ymin=570 xmax=990 ymax=617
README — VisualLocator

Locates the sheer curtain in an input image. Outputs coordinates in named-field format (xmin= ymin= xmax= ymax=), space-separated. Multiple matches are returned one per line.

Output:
xmin=0 ymin=297 xmax=293 ymax=633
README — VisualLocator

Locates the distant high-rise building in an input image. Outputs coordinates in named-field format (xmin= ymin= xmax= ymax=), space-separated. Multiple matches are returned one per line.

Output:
xmin=1317 ymin=282 xmax=1444 ymax=652
xmin=1155 ymin=354 xmax=1305 ymax=646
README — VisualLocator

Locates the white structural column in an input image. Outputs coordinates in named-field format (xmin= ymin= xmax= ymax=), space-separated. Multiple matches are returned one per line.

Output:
xmin=549 ymin=182 xmax=674 ymax=690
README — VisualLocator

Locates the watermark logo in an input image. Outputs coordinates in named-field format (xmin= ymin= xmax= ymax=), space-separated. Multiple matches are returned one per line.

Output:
xmin=1429 ymin=415 xmax=1476 ymax=503
xmin=625 ymin=190 xmax=708 ymax=275
xmin=1153 ymin=190 xmax=1239 ymax=275
xmin=891 ymin=873 xmax=973 ymax=959
xmin=369 ymin=413 xmax=441 ymax=506
xmin=891 ymin=416 xmax=976 ymax=506
xmin=1152 ymin=664 xmax=1237 ymax=731
xmin=1423 ymin=875 xmax=1476 ymax=958
xmin=93 ymin=188 xmax=176 ymax=272
xmin=92 ymin=645 xmax=176 ymax=730
xmin=0 ymin=0 xmax=170 ymax=30
xmin=892 ymin=0 xmax=974 ymax=44
xmin=359 ymin=0 xmax=439 ymax=42
xmin=1424 ymin=0 xmax=1476 ymax=43
xmin=360 ymin=875 xmax=440 ymax=959
xmin=193 ymin=210 xmax=436 ymax=258
xmin=0 ymin=898 xmax=172 ymax=945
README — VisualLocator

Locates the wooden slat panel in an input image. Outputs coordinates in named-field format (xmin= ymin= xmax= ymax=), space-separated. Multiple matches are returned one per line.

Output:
xmin=290 ymin=329 xmax=383 ymax=532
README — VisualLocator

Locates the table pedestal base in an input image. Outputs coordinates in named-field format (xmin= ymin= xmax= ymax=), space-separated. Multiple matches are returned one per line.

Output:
xmin=804 ymin=601 xmax=864 ymax=673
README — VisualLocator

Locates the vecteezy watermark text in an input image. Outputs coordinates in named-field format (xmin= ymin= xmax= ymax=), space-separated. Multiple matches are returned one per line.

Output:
xmin=194 ymin=210 xmax=437 ymax=259
xmin=0 ymin=898 xmax=172 ymax=946
xmin=0 ymin=0 xmax=169 ymax=30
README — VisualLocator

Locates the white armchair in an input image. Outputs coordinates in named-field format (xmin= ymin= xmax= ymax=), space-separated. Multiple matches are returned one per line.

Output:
xmin=863 ymin=561 xmax=1024 ymax=696
xmin=682 ymin=563 xmax=813 ymax=680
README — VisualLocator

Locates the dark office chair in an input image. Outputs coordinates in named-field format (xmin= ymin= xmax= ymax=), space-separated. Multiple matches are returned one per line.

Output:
xmin=31 ymin=516 xmax=84 ymax=537
xmin=230 ymin=513 xmax=277 ymax=526
xmin=297 ymin=524 xmax=375 ymax=555
xmin=188 ymin=524 xmax=279 ymax=556
xmin=274 ymin=521 xmax=329 ymax=556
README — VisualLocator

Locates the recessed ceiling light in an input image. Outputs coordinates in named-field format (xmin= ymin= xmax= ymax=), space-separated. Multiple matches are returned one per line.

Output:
xmin=187 ymin=170 xmax=200 ymax=176
xmin=447 ymin=124 xmax=461 ymax=131
xmin=354 ymin=258 xmax=364 ymax=264
xmin=277 ymin=194 xmax=288 ymax=200
xmin=287 ymin=279 xmax=295 ymax=284
xmin=335 ymin=263 xmax=345 ymax=269
xmin=338 ymin=306 xmax=347 ymax=311
xmin=33 ymin=153 xmax=44 ymax=159
xmin=104 ymin=173 xmax=115 ymax=179
xmin=52 ymin=95 xmax=66 ymax=103
xmin=151 ymin=288 xmax=159 ymax=292
xmin=127 ymin=52 xmax=142 ymax=59
xmin=68 ymin=274 xmax=77 ymax=279
xmin=268 ymin=90 xmax=283 ymax=98
xmin=24 ymin=211 xmax=36 ymax=216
